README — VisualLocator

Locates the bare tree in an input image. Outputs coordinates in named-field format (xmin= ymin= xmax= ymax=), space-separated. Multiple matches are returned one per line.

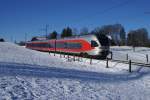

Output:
xmin=127 ymin=28 xmax=149 ymax=47
xmin=80 ymin=27 xmax=89 ymax=35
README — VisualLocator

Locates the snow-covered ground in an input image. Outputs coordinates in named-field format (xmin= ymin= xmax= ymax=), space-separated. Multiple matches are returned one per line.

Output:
xmin=110 ymin=46 xmax=150 ymax=63
xmin=0 ymin=42 xmax=150 ymax=100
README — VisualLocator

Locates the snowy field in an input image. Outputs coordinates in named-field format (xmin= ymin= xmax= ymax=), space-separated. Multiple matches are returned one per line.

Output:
xmin=0 ymin=42 xmax=150 ymax=100
xmin=110 ymin=46 xmax=150 ymax=63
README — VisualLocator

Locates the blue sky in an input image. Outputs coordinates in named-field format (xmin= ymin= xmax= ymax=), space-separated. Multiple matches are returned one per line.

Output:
xmin=0 ymin=0 xmax=149 ymax=42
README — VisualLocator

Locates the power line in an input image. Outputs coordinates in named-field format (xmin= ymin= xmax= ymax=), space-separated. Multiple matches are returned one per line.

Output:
xmin=144 ymin=12 xmax=150 ymax=14
xmin=39 ymin=24 xmax=49 ymax=38
xmin=45 ymin=24 xmax=49 ymax=39
xmin=71 ymin=0 xmax=137 ymax=25
xmin=117 ymin=12 xmax=150 ymax=28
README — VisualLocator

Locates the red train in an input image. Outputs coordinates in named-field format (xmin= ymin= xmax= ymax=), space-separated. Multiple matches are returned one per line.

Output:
xmin=26 ymin=34 xmax=110 ymax=59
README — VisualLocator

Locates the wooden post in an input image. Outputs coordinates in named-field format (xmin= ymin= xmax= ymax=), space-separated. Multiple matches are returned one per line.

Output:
xmin=79 ymin=57 xmax=81 ymax=62
xmin=78 ymin=56 xmax=80 ymax=62
xmin=54 ymin=39 xmax=56 ymax=56
xmin=106 ymin=58 xmax=109 ymax=68
xmin=90 ymin=57 xmax=92 ymax=65
xmin=129 ymin=60 xmax=131 ymax=72
xmin=146 ymin=54 xmax=148 ymax=63
xmin=64 ymin=54 xmax=65 ymax=58
xmin=133 ymin=46 xmax=135 ymax=52
xmin=80 ymin=57 xmax=83 ymax=62
xmin=110 ymin=52 xmax=113 ymax=59
xmin=60 ymin=53 xmax=61 ymax=58
xmin=73 ymin=55 xmax=75 ymax=61
xmin=67 ymin=55 xmax=69 ymax=61
xmin=126 ymin=54 xmax=128 ymax=61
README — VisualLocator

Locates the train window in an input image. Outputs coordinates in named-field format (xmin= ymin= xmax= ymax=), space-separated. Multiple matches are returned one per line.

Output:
xmin=64 ymin=43 xmax=67 ymax=48
xmin=56 ymin=42 xmax=65 ymax=48
xmin=49 ymin=42 xmax=55 ymax=48
xmin=91 ymin=40 xmax=98 ymax=47
xmin=67 ymin=42 xmax=82 ymax=49
xmin=48 ymin=44 xmax=51 ymax=48
xmin=38 ymin=43 xmax=50 ymax=48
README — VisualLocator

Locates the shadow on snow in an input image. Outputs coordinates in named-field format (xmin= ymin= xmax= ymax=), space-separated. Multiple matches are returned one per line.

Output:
xmin=0 ymin=62 xmax=149 ymax=83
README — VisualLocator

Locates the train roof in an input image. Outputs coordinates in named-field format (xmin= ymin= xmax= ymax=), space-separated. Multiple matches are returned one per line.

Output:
xmin=61 ymin=34 xmax=96 ymax=39
xmin=27 ymin=34 xmax=96 ymax=43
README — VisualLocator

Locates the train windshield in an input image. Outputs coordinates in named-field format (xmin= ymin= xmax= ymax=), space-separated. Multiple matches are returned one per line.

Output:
xmin=95 ymin=34 xmax=109 ymax=46
xmin=91 ymin=40 xmax=99 ymax=47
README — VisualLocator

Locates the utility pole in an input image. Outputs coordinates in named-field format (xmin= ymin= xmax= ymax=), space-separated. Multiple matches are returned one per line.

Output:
xmin=40 ymin=24 xmax=49 ymax=39
xmin=11 ymin=36 xmax=13 ymax=42
xmin=45 ymin=24 xmax=49 ymax=39
xmin=25 ymin=33 xmax=27 ymax=43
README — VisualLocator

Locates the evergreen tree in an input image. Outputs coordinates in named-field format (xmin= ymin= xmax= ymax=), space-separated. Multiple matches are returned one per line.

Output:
xmin=48 ymin=31 xmax=58 ymax=39
xmin=61 ymin=27 xmax=72 ymax=38
xmin=0 ymin=38 xmax=5 ymax=42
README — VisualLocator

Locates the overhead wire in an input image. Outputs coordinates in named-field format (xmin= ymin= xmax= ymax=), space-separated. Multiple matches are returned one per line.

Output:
xmin=69 ymin=0 xmax=138 ymax=25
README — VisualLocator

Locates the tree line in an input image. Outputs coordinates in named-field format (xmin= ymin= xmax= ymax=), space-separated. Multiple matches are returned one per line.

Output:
xmin=31 ymin=24 xmax=150 ymax=47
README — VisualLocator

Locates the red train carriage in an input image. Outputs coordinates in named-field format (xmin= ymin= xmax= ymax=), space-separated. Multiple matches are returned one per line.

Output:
xmin=26 ymin=34 xmax=110 ymax=58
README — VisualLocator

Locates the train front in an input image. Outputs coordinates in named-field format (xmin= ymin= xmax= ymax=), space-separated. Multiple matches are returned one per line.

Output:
xmin=95 ymin=34 xmax=110 ymax=59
